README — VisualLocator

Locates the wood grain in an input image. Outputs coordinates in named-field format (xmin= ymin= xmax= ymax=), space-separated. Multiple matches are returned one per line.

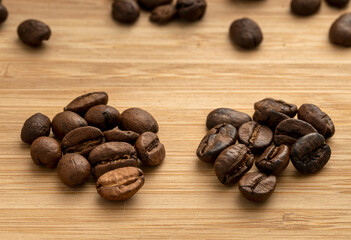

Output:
xmin=0 ymin=0 xmax=351 ymax=239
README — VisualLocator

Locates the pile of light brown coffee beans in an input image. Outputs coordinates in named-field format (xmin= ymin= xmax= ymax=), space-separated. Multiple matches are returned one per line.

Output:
xmin=197 ymin=98 xmax=335 ymax=202
xmin=21 ymin=92 xmax=166 ymax=201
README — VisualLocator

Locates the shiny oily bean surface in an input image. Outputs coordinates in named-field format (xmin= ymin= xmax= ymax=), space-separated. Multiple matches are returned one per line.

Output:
xmin=30 ymin=137 xmax=62 ymax=168
xmin=121 ymin=108 xmax=159 ymax=134
xmin=326 ymin=0 xmax=349 ymax=8
xmin=138 ymin=0 xmax=172 ymax=10
xmin=229 ymin=18 xmax=263 ymax=49
xmin=256 ymin=145 xmax=290 ymax=175
xmin=291 ymin=0 xmax=321 ymax=16
xmin=103 ymin=128 xmax=139 ymax=144
xmin=176 ymin=0 xmax=207 ymax=22
xmin=238 ymin=121 xmax=273 ymax=152
xmin=112 ymin=0 xmax=140 ymax=24
xmin=150 ymin=4 xmax=177 ymax=24
xmin=135 ymin=132 xmax=165 ymax=166
xmin=0 ymin=2 xmax=8 ymax=24
xmin=84 ymin=105 xmax=120 ymax=131
xmin=17 ymin=19 xmax=51 ymax=47
xmin=64 ymin=92 xmax=108 ymax=115
xmin=329 ymin=13 xmax=351 ymax=47
xmin=206 ymin=108 xmax=252 ymax=130
xmin=52 ymin=111 xmax=88 ymax=140
xmin=21 ymin=113 xmax=51 ymax=144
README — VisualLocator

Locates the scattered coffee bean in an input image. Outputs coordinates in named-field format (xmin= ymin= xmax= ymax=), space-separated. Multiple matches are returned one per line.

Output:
xmin=112 ymin=0 xmax=140 ymax=24
xmin=135 ymin=132 xmax=166 ymax=166
xmin=239 ymin=172 xmax=276 ymax=202
xmin=84 ymin=105 xmax=120 ymax=131
xmin=120 ymin=108 xmax=159 ymax=134
xmin=298 ymin=104 xmax=335 ymax=139
xmin=214 ymin=144 xmax=254 ymax=185
xmin=30 ymin=137 xmax=62 ymax=168
xmin=0 ymin=2 xmax=8 ymax=24
xmin=229 ymin=18 xmax=263 ymax=49
xmin=238 ymin=121 xmax=273 ymax=152
xmin=291 ymin=133 xmax=331 ymax=174
xmin=17 ymin=19 xmax=51 ymax=47
xmin=329 ymin=13 xmax=351 ymax=47
xmin=21 ymin=113 xmax=51 ymax=144
xmin=138 ymin=0 xmax=172 ymax=10
xmin=150 ymin=4 xmax=178 ymax=24
xmin=206 ymin=108 xmax=252 ymax=130
xmin=103 ymin=128 xmax=140 ymax=144
xmin=96 ymin=167 xmax=145 ymax=201
xmin=291 ymin=0 xmax=321 ymax=16
xmin=52 ymin=111 xmax=88 ymax=140
xmin=176 ymin=0 xmax=207 ymax=22
xmin=325 ymin=0 xmax=349 ymax=8
xmin=256 ymin=144 xmax=290 ymax=175
xmin=64 ymin=92 xmax=108 ymax=116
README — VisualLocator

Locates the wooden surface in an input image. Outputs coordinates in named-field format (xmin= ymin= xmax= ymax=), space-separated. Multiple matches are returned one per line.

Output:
xmin=0 ymin=0 xmax=351 ymax=239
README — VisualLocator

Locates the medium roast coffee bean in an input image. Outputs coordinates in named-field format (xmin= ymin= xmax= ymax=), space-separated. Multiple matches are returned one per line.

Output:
xmin=229 ymin=18 xmax=263 ymax=49
xmin=150 ymin=4 xmax=178 ymax=24
xmin=298 ymin=104 xmax=335 ymax=139
xmin=291 ymin=133 xmax=331 ymax=174
xmin=329 ymin=13 xmax=351 ymax=47
xmin=197 ymin=123 xmax=238 ymax=163
xmin=253 ymin=98 xmax=298 ymax=129
xmin=176 ymin=0 xmax=207 ymax=22
xmin=64 ymin=92 xmax=108 ymax=116
xmin=103 ymin=128 xmax=139 ymax=144
xmin=239 ymin=172 xmax=276 ymax=202
xmin=96 ymin=167 xmax=144 ymax=201
xmin=52 ymin=111 xmax=88 ymax=140
xmin=214 ymin=144 xmax=254 ymax=185
xmin=88 ymin=142 xmax=138 ymax=179
xmin=325 ymin=0 xmax=349 ymax=8
xmin=30 ymin=137 xmax=62 ymax=168
xmin=57 ymin=153 xmax=91 ymax=187
xmin=206 ymin=108 xmax=252 ymax=130
xmin=17 ymin=19 xmax=51 ymax=47
xmin=256 ymin=144 xmax=290 ymax=175
xmin=274 ymin=118 xmax=317 ymax=147
xmin=61 ymin=126 xmax=105 ymax=156
xmin=0 ymin=2 xmax=8 ymax=24
xmin=84 ymin=105 xmax=120 ymax=131
xmin=112 ymin=0 xmax=140 ymax=24
xmin=21 ymin=113 xmax=51 ymax=144
xmin=291 ymin=0 xmax=321 ymax=16
xmin=120 ymin=108 xmax=159 ymax=134
xmin=135 ymin=132 xmax=166 ymax=166
xmin=238 ymin=121 xmax=273 ymax=152
xmin=138 ymin=0 xmax=172 ymax=10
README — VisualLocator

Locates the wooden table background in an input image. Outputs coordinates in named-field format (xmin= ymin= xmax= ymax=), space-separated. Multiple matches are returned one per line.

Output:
xmin=0 ymin=0 xmax=350 ymax=239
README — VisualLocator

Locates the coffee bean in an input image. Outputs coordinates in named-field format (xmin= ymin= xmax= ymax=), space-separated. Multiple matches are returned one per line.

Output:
xmin=206 ymin=108 xmax=252 ymax=130
xmin=21 ymin=113 xmax=51 ymax=144
xmin=214 ymin=144 xmax=254 ymax=185
xmin=84 ymin=105 xmax=120 ymax=131
xmin=0 ymin=2 xmax=8 ymax=24
xmin=298 ymin=104 xmax=335 ymax=139
xmin=57 ymin=153 xmax=91 ymax=187
xmin=291 ymin=0 xmax=321 ymax=16
xmin=61 ymin=126 xmax=105 ymax=156
xmin=150 ymin=4 xmax=178 ymax=24
xmin=176 ymin=0 xmax=207 ymax=22
xmin=325 ymin=0 xmax=349 ymax=8
xmin=239 ymin=172 xmax=276 ymax=202
xmin=238 ymin=121 xmax=273 ymax=152
xmin=329 ymin=13 xmax=351 ymax=47
xmin=96 ymin=167 xmax=144 ymax=201
xmin=229 ymin=18 xmax=263 ymax=49
xmin=253 ymin=98 xmax=298 ymax=129
xmin=112 ymin=0 xmax=140 ymax=24
xmin=103 ymin=128 xmax=140 ymax=144
xmin=274 ymin=118 xmax=317 ymax=147
xmin=197 ymin=123 xmax=238 ymax=163
xmin=30 ymin=137 xmax=62 ymax=168
xmin=120 ymin=108 xmax=159 ymax=134
xmin=291 ymin=133 xmax=331 ymax=174
xmin=52 ymin=111 xmax=88 ymax=140
xmin=135 ymin=132 xmax=166 ymax=166
xmin=88 ymin=142 xmax=138 ymax=179
xmin=138 ymin=0 xmax=172 ymax=10
xmin=256 ymin=144 xmax=290 ymax=175
xmin=17 ymin=19 xmax=51 ymax=47
xmin=64 ymin=92 xmax=108 ymax=116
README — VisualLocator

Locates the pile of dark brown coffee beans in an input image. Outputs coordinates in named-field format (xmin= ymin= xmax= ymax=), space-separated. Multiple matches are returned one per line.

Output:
xmin=197 ymin=98 xmax=335 ymax=202
xmin=21 ymin=92 xmax=166 ymax=201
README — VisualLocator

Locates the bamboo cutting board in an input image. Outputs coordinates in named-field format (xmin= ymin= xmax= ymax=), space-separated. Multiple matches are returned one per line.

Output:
xmin=0 ymin=0 xmax=350 ymax=239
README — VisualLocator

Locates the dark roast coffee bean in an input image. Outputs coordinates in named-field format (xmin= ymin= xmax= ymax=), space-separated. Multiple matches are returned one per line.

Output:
xmin=238 ymin=121 xmax=273 ymax=152
xmin=239 ymin=172 xmax=276 ymax=202
xmin=61 ymin=126 xmax=105 ymax=156
xmin=64 ymin=92 xmax=108 ymax=116
xmin=138 ymin=0 xmax=172 ymax=10
xmin=229 ymin=18 xmax=263 ymax=49
xmin=30 ymin=137 xmax=62 ymax=168
xmin=274 ymin=118 xmax=317 ymax=147
xmin=150 ymin=4 xmax=178 ymax=24
xmin=329 ymin=13 xmax=351 ymax=47
xmin=0 ymin=2 xmax=8 ymax=24
xmin=291 ymin=133 xmax=331 ymax=174
xmin=256 ymin=144 xmax=289 ymax=175
xmin=253 ymin=98 xmax=298 ymax=129
xmin=112 ymin=0 xmax=140 ymax=24
xmin=84 ymin=105 xmax=120 ymax=131
xmin=214 ymin=144 xmax=254 ymax=185
xmin=135 ymin=132 xmax=166 ymax=166
xmin=17 ymin=19 xmax=51 ymax=47
xmin=57 ymin=153 xmax=91 ymax=187
xmin=103 ymin=128 xmax=139 ymax=144
xmin=298 ymin=104 xmax=335 ymax=139
xmin=96 ymin=167 xmax=144 ymax=201
xmin=120 ymin=108 xmax=159 ymax=134
xmin=21 ymin=113 xmax=51 ymax=144
xmin=206 ymin=108 xmax=252 ymax=130
xmin=52 ymin=111 xmax=88 ymax=140
xmin=88 ymin=142 xmax=138 ymax=179
xmin=325 ymin=0 xmax=349 ymax=8
xmin=197 ymin=123 xmax=238 ymax=163
xmin=291 ymin=0 xmax=321 ymax=16
xmin=176 ymin=0 xmax=207 ymax=22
